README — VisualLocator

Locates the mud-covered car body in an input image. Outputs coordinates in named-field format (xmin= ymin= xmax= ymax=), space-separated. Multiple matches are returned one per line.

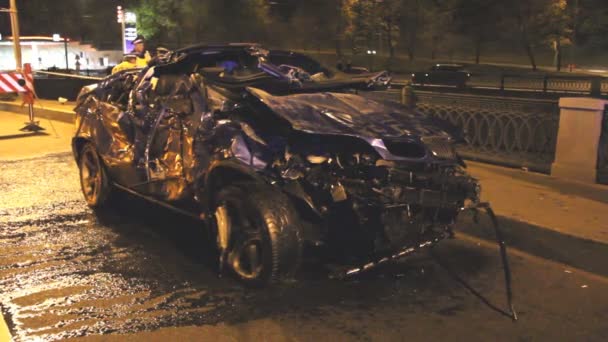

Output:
xmin=72 ymin=43 xmax=482 ymax=283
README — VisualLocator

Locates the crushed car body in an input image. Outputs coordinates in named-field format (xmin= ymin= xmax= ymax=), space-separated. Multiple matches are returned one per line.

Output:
xmin=72 ymin=43 xmax=515 ymax=316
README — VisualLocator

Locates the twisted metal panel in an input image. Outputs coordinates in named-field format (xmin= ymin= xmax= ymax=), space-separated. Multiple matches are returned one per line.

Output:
xmin=415 ymin=93 xmax=560 ymax=172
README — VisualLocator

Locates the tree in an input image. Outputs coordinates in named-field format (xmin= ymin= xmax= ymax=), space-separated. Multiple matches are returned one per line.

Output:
xmin=418 ymin=0 xmax=457 ymax=61
xmin=135 ymin=0 xmax=272 ymax=47
xmin=400 ymin=0 xmax=422 ymax=61
xmin=503 ymin=0 xmax=546 ymax=71
xmin=343 ymin=0 xmax=403 ymax=64
xmin=135 ymin=0 xmax=181 ymax=46
xmin=378 ymin=0 xmax=403 ymax=64
xmin=290 ymin=0 xmax=340 ymax=52
xmin=537 ymin=0 xmax=573 ymax=71
xmin=452 ymin=0 xmax=503 ymax=64
xmin=347 ymin=0 xmax=378 ymax=53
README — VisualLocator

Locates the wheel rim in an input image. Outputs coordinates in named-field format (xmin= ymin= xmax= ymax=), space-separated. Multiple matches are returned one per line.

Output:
xmin=218 ymin=203 xmax=265 ymax=280
xmin=80 ymin=148 xmax=102 ymax=205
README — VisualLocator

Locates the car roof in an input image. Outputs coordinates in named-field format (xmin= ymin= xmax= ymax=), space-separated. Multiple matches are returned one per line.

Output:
xmin=173 ymin=42 xmax=263 ymax=55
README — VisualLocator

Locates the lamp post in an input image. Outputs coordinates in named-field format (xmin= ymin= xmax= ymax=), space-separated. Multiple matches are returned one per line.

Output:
xmin=64 ymin=37 xmax=69 ymax=71
xmin=53 ymin=34 xmax=69 ymax=71
xmin=1 ymin=0 xmax=22 ymax=69
xmin=117 ymin=6 xmax=126 ymax=52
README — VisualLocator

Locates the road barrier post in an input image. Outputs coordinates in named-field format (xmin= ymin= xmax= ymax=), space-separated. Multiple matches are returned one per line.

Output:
xmin=401 ymin=83 xmax=417 ymax=109
xmin=18 ymin=63 xmax=44 ymax=132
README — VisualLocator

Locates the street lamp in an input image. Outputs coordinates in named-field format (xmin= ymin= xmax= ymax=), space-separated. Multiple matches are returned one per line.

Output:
xmin=117 ymin=6 xmax=126 ymax=53
xmin=53 ymin=33 xmax=69 ymax=71
xmin=1 ymin=0 xmax=22 ymax=69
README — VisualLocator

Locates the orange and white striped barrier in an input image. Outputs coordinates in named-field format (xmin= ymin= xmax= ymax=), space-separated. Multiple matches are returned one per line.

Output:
xmin=0 ymin=70 xmax=28 ymax=93
xmin=0 ymin=63 xmax=44 ymax=132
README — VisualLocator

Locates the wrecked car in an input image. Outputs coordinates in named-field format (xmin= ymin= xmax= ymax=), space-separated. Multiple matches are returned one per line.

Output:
xmin=72 ymin=43 xmax=494 ymax=288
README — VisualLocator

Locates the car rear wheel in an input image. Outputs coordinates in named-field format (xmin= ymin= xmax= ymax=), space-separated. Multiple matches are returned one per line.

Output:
xmin=78 ymin=143 xmax=113 ymax=208
xmin=213 ymin=183 xmax=302 ymax=286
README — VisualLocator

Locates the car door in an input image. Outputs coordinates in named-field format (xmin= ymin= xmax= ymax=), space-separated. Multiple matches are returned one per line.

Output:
xmin=77 ymin=72 xmax=140 ymax=185
xmin=134 ymin=72 xmax=206 ymax=201
xmin=432 ymin=66 xmax=449 ymax=85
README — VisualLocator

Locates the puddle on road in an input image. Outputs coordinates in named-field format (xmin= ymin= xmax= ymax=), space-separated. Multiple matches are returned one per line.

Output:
xmin=0 ymin=153 xmax=496 ymax=341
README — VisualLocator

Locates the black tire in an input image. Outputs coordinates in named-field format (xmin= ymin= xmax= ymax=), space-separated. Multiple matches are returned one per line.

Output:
xmin=78 ymin=143 xmax=114 ymax=208
xmin=213 ymin=183 xmax=302 ymax=286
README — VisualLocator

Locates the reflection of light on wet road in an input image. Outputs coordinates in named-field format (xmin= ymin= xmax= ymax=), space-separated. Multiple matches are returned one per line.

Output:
xmin=0 ymin=153 xmax=465 ymax=341
xmin=3 ymin=152 xmax=607 ymax=341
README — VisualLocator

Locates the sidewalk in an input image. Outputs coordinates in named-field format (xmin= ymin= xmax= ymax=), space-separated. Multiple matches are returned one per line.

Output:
xmin=462 ymin=161 xmax=608 ymax=276
xmin=0 ymin=111 xmax=74 ymax=160
xmin=0 ymin=98 xmax=76 ymax=124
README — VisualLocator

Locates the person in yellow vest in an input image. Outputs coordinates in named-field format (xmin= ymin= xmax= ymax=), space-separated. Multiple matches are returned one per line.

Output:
xmin=132 ymin=35 xmax=151 ymax=67
xmin=111 ymin=53 xmax=138 ymax=74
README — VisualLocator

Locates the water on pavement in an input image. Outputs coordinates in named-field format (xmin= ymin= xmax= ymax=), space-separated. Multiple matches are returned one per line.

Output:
xmin=1 ymin=152 xmax=607 ymax=341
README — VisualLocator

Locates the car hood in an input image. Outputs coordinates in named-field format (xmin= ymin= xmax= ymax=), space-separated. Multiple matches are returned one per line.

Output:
xmin=247 ymin=87 xmax=458 ymax=141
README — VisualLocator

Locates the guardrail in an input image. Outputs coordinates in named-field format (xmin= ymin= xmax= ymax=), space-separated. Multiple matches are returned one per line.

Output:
xmin=395 ymin=73 xmax=608 ymax=97
xmin=33 ymin=71 xmax=102 ymax=101
xmin=416 ymin=93 xmax=559 ymax=173
xmin=35 ymin=70 xmax=104 ymax=81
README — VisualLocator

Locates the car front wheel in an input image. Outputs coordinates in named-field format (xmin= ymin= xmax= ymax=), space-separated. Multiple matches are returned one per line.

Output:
xmin=213 ymin=183 xmax=302 ymax=286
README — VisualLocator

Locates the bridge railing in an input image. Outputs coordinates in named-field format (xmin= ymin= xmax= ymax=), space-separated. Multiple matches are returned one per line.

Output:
xmin=414 ymin=92 xmax=560 ymax=173
xmin=465 ymin=73 xmax=606 ymax=96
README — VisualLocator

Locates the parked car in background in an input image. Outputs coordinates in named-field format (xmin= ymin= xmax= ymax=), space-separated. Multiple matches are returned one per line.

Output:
xmin=411 ymin=64 xmax=471 ymax=88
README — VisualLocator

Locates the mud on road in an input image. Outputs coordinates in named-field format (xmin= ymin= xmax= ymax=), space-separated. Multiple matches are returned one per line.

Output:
xmin=1 ymin=153 xmax=607 ymax=341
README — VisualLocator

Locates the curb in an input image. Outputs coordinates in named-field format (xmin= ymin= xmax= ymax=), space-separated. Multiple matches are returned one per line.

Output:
xmin=455 ymin=212 xmax=608 ymax=278
xmin=0 ymin=101 xmax=75 ymax=124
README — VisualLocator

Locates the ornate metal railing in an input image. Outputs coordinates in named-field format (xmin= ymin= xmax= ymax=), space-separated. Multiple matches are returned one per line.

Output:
xmin=464 ymin=74 xmax=607 ymax=95
xmin=415 ymin=92 xmax=560 ymax=172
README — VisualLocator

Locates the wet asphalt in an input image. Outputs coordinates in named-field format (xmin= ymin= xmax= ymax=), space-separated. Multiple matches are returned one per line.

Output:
xmin=1 ymin=152 xmax=608 ymax=341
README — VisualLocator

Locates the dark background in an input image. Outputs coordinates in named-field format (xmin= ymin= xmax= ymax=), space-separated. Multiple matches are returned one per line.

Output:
xmin=1 ymin=0 xmax=608 ymax=70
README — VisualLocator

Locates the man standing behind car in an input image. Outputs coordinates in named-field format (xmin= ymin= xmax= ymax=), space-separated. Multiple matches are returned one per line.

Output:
xmin=132 ymin=35 xmax=151 ymax=67
xmin=112 ymin=53 xmax=138 ymax=74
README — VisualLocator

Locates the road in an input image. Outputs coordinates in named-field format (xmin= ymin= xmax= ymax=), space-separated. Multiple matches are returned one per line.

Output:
xmin=1 ymin=149 xmax=607 ymax=341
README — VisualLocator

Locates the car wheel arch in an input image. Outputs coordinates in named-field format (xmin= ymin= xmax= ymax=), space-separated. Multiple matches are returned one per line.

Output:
xmin=202 ymin=162 xmax=265 ymax=209
xmin=72 ymin=137 xmax=94 ymax=163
